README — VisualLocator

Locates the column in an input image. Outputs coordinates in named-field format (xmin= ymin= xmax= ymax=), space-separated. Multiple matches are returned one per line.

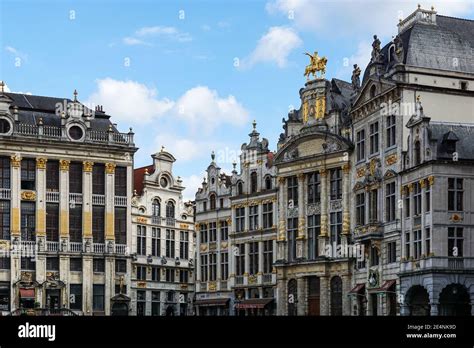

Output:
xmin=318 ymin=169 xmax=329 ymax=256
xmin=195 ymin=223 xmax=201 ymax=285
xmin=341 ymin=274 xmax=351 ymax=315
xmin=420 ymin=178 xmax=427 ymax=256
xmin=258 ymin=240 xmax=264 ymax=283
xmin=83 ymin=256 xmax=93 ymax=315
xmin=105 ymin=256 xmax=114 ymax=315
xmin=277 ymin=177 xmax=286 ymax=261
xmin=341 ymin=164 xmax=351 ymax=246
xmin=35 ymin=158 xmax=47 ymax=307
xmin=105 ymin=163 xmax=116 ymax=241
xmin=82 ymin=161 xmax=93 ymax=241
xmin=10 ymin=155 xmax=21 ymax=312
xmin=59 ymin=160 xmax=70 ymax=242
xmin=296 ymin=173 xmax=305 ymax=259
xmin=297 ymin=277 xmax=306 ymax=315
xmin=244 ymin=242 xmax=249 ymax=284
xmin=319 ymin=275 xmax=330 ymax=315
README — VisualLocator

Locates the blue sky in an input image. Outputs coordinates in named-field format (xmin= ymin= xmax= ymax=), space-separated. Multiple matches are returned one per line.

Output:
xmin=1 ymin=0 xmax=473 ymax=199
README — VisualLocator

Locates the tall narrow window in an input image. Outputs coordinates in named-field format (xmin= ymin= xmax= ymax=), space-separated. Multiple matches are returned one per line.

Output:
xmin=287 ymin=176 xmax=298 ymax=206
xmin=413 ymin=230 xmax=422 ymax=259
xmin=209 ymin=222 xmax=217 ymax=242
xmin=166 ymin=201 xmax=175 ymax=219
xmin=448 ymin=178 xmax=463 ymax=211
xmin=114 ymin=167 xmax=127 ymax=196
xmin=370 ymin=246 xmax=379 ymax=266
xmin=249 ymin=242 xmax=259 ymax=275
xmin=330 ymin=212 xmax=342 ymax=246
xmin=235 ymin=207 xmax=245 ymax=232
xmin=92 ymin=163 xmax=105 ymax=195
xmin=262 ymin=202 xmax=273 ymax=229
xmin=414 ymin=141 xmax=421 ymax=165
xmin=199 ymin=223 xmax=208 ymax=243
xmin=250 ymin=172 xmax=258 ymax=193
xmin=369 ymin=189 xmax=378 ymax=222
xmin=179 ymin=231 xmax=189 ymax=259
xmin=21 ymin=159 xmax=36 ymax=190
xmin=220 ymin=220 xmax=228 ymax=241
xmin=425 ymin=184 xmax=431 ymax=212
xmin=356 ymin=193 xmax=365 ymax=226
xmin=152 ymin=199 xmax=160 ymax=224
xmin=209 ymin=253 xmax=217 ymax=281
xmin=307 ymin=171 xmax=321 ymax=204
xmin=137 ymin=225 xmax=146 ymax=255
xmin=405 ymin=232 xmax=410 ymax=258
xmin=21 ymin=202 xmax=36 ymax=241
xmin=92 ymin=206 xmax=105 ymax=243
xmin=69 ymin=204 xmax=82 ymax=242
xmin=0 ymin=200 xmax=10 ymax=240
xmin=152 ymin=228 xmax=161 ymax=257
xmin=330 ymin=168 xmax=342 ymax=200
xmin=46 ymin=203 xmax=59 ymax=241
xmin=404 ymin=191 xmax=410 ymax=218
xmin=237 ymin=182 xmax=243 ymax=195
xmin=413 ymin=182 xmax=422 ymax=216
xmin=249 ymin=205 xmax=259 ymax=231
xmin=93 ymin=285 xmax=105 ymax=312
xmin=307 ymin=214 xmax=320 ymax=260
xmin=369 ymin=122 xmax=379 ymax=155
xmin=385 ymin=182 xmax=396 ymax=222
xmin=263 ymin=240 xmax=273 ymax=274
xmin=386 ymin=115 xmax=396 ymax=148
xmin=221 ymin=252 xmax=229 ymax=280
xmin=448 ymin=227 xmax=463 ymax=257
xmin=0 ymin=157 xmax=10 ymax=189
xmin=114 ymin=207 xmax=127 ymax=244
xmin=209 ymin=194 xmax=216 ymax=210
xmin=235 ymin=244 xmax=245 ymax=276
xmin=265 ymin=176 xmax=272 ymax=190
xmin=165 ymin=229 xmax=175 ymax=258
xmin=425 ymin=228 xmax=431 ymax=255
xmin=69 ymin=162 xmax=82 ymax=193
xmin=200 ymin=254 xmax=208 ymax=281
xmin=287 ymin=218 xmax=298 ymax=261
xmin=356 ymin=129 xmax=366 ymax=161
xmin=46 ymin=160 xmax=59 ymax=192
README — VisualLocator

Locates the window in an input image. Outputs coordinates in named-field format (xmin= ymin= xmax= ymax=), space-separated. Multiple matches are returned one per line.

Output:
xmin=249 ymin=242 xmax=259 ymax=275
xmin=152 ymin=267 xmax=160 ymax=281
xmin=92 ymin=163 xmax=105 ymax=194
xmin=69 ymin=126 xmax=84 ymax=140
xmin=152 ymin=199 xmax=161 ymax=219
xmin=114 ymin=167 xmax=127 ymax=197
xmin=202 ymin=201 xmax=207 ymax=212
xmin=404 ymin=192 xmax=410 ymax=218
xmin=152 ymin=228 xmax=160 ymax=257
xmin=21 ymin=257 xmax=35 ymax=270
xmin=92 ymin=206 xmax=105 ymax=243
xmin=0 ymin=200 xmax=10 ymax=240
xmin=21 ymin=159 xmax=36 ymax=190
xmin=413 ymin=182 xmax=422 ymax=216
xmin=220 ymin=220 xmax=228 ymax=241
xmin=166 ymin=201 xmax=175 ymax=218
xmin=69 ymin=204 xmax=82 ymax=242
xmin=385 ymin=183 xmax=396 ymax=222
xmin=262 ymin=202 xmax=273 ymax=229
xmin=0 ymin=157 xmax=10 ymax=189
xmin=151 ymin=291 xmax=160 ymax=316
xmin=136 ymin=266 xmax=146 ymax=280
xmin=209 ymin=222 xmax=217 ymax=242
xmin=448 ymin=178 xmax=463 ymax=211
xmin=0 ymin=119 xmax=11 ymax=134
xmin=93 ymin=285 xmax=105 ymax=312
xmin=405 ymin=232 xmax=411 ymax=258
xmin=369 ymin=85 xmax=376 ymax=98
xmin=356 ymin=129 xmax=366 ymax=162
xmin=165 ymin=268 xmax=175 ymax=282
xmin=368 ymin=189 xmax=378 ymax=222
xmin=45 ymin=203 xmax=59 ymax=242
xmin=70 ymin=258 xmax=82 ymax=272
xmin=287 ymin=218 xmax=298 ymax=261
xmin=307 ymin=214 xmax=320 ymax=260
xmin=221 ymin=252 xmax=229 ymax=280
xmin=46 ymin=161 xmax=59 ymax=192
xmin=425 ymin=184 xmax=431 ymax=212
xmin=21 ymin=202 xmax=35 ymax=241
xmin=425 ymin=228 xmax=431 ymax=255
xmin=235 ymin=207 xmax=245 ymax=233
xmin=330 ymin=212 xmax=342 ymax=246
xmin=237 ymin=182 xmax=243 ymax=195
xmin=200 ymin=254 xmax=208 ymax=281
xmin=265 ymin=176 xmax=272 ymax=190
xmin=356 ymin=193 xmax=365 ymax=226
xmin=448 ymin=227 xmax=463 ymax=257
xmin=287 ymin=176 xmax=298 ymax=205
xmin=0 ymin=257 xmax=10 ymax=270
xmin=387 ymin=241 xmax=396 ymax=264
xmin=307 ymin=172 xmax=321 ymax=204
xmin=250 ymin=172 xmax=258 ymax=193
xmin=235 ymin=244 xmax=245 ymax=276
xmin=369 ymin=122 xmax=379 ymax=155
xmin=179 ymin=270 xmax=189 ymax=283
xmin=114 ymin=207 xmax=127 ymax=244
xmin=249 ymin=205 xmax=259 ymax=230
xmin=370 ymin=246 xmax=379 ymax=266
xmin=69 ymin=284 xmax=82 ymax=311
xmin=386 ymin=115 xmax=396 ymax=148
xmin=136 ymin=290 xmax=146 ymax=316
xmin=199 ymin=223 xmax=208 ymax=243
xmin=46 ymin=257 xmax=59 ymax=271
xmin=165 ymin=229 xmax=175 ymax=258
xmin=93 ymin=258 xmax=105 ymax=273
xmin=413 ymin=230 xmax=422 ymax=259
xmin=137 ymin=225 xmax=146 ymax=255
xmin=330 ymin=168 xmax=342 ymax=200
xmin=115 ymin=259 xmax=127 ymax=273
xmin=179 ymin=231 xmax=189 ymax=259
xmin=209 ymin=194 xmax=216 ymax=210
xmin=263 ymin=241 xmax=273 ymax=274
xmin=209 ymin=253 xmax=217 ymax=281
xmin=414 ymin=141 xmax=421 ymax=165
xmin=69 ymin=162 xmax=82 ymax=193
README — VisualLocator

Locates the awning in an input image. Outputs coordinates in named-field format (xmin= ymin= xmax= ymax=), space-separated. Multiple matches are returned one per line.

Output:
xmin=369 ymin=279 xmax=396 ymax=293
xmin=349 ymin=283 xmax=366 ymax=295
xmin=194 ymin=298 xmax=230 ymax=307
xmin=235 ymin=298 xmax=273 ymax=309
xmin=19 ymin=288 xmax=35 ymax=299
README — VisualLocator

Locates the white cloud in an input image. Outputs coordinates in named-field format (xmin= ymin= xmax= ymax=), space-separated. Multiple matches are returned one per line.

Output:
xmin=181 ymin=174 xmax=205 ymax=201
xmin=5 ymin=46 xmax=28 ymax=62
xmin=122 ymin=37 xmax=151 ymax=46
xmin=242 ymin=26 xmax=302 ymax=68
xmin=335 ymin=40 xmax=372 ymax=79
xmin=201 ymin=24 xmax=212 ymax=31
xmin=132 ymin=25 xmax=192 ymax=43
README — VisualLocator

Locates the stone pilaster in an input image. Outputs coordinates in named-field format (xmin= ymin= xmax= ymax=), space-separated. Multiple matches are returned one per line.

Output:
xmin=82 ymin=161 xmax=93 ymax=239
xmin=59 ymin=160 xmax=70 ymax=239
xmin=296 ymin=173 xmax=305 ymax=259
xmin=105 ymin=163 xmax=116 ymax=241
xmin=318 ymin=169 xmax=329 ymax=256
xmin=36 ymin=157 xmax=47 ymax=239
xmin=342 ymin=163 xmax=351 ymax=236
xmin=105 ymin=256 xmax=115 ymax=315
xmin=10 ymin=154 xmax=21 ymax=237
xmin=82 ymin=255 xmax=93 ymax=315
xmin=297 ymin=277 xmax=306 ymax=315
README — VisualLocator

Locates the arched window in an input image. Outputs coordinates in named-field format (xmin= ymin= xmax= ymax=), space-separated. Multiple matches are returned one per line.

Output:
xmin=265 ymin=176 xmax=272 ymax=190
xmin=166 ymin=201 xmax=175 ymax=218
xmin=152 ymin=199 xmax=161 ymax=217
xmin=209 ymin=193 xmax=216 ymax=210
xmin=414 ymin=141 xmax=421 ymax=165
xmin=330 ymin=276 xmax=343 ymax=316
xmin=250 ymin=172 xmax=258 ymax=193
xmin=370 ymin=85 xmax=376 ymax=99
xmin=237 ymin=182 xmax=243 ymax=195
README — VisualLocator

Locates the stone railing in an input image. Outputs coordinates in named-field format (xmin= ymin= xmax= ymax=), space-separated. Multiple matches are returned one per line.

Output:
xmin=0 ymin=188 xmax=11 ymax=199
xmin=46 ymin=191 xmax=59 ymax=203
xmin=92 ymin=194 xmax=105 ymax=205
xmin=114 ymin=196 xmax=127 ymax=207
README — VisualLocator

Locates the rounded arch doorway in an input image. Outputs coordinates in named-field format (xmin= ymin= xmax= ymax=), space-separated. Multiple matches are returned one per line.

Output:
xmin=405 ymin=285 xmax=430 ymax=316
xmin=439 ymin=284 xmax=471 ymax=316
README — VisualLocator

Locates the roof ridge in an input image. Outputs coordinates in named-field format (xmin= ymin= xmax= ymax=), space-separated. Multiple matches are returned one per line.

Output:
xmin=6 ymin=91 xmax=72 ymax=101
xmin=437 ymin=14 xmax=474 ymax=23
xmin=431 ymin=121 xmax=474 ymax=127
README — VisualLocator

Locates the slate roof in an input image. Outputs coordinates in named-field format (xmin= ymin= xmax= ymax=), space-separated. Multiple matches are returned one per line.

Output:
xmin=429 ymin=122 xmax=474 ymax=160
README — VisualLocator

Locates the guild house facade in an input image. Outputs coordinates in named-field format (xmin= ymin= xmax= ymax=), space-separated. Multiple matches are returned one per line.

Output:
xmin=131 ymin=150 xmax=195 ymax=316
xmin=0 ymin=86 xmax=137 ymax=315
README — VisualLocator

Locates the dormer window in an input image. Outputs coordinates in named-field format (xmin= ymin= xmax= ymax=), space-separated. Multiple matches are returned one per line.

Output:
xmin=67 ymin=124 xmax=85 ymax=141
xmin=442 ymin=131 xmax=459 ymax=155
xmin=0 ymin=118 xmax=12 ymax=135
xmin=250 ymin=172 xmax=257 ymax=193
xmin=414 ymin=141 xmax=421 ymax=165
xmin=265 ymin=176 xmax=272 ymax=190
xmin=209 ymin=194 xmax=216 ymax=210
xmin=445 ymin=140 xmax=456 ymax=154
xmin=237 ymin=182 xmax=243 ymax=195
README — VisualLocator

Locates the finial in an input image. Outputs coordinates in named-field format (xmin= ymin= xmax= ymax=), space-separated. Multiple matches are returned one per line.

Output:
xmin=144 ymin=168 xmax=149 ymax=175
xmin=0 ymin=81 xmax=4 ymax=93
xmin=133 ymin=189 xmax=137 ymax=196
xmin=73 ymin=89 xmax=78 ymax=102
xmin=417 ymin=3 xmax=421 ymax=9
xmin=252 ymin=120 xmax=257 ymax=130
xmin=161 ymin=145 xmax=165 ymax=152
xmin=211 ymin=151 xmax=215 ymax=161
xmin=38 ymin=117 xmax=43 ymax=126
xmin=108 ymin=124 xmax=113 ymax=132
xmin=232 ymin=161 xmax=237 ymax=169
xmin=431 ymin=5 xmax=434 ymax=11
xmin=416 ymin=95 xmax=421 ymax=102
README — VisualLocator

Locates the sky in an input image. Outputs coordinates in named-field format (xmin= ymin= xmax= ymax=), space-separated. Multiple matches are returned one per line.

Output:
xmin=1 ymin=0 xmax=473 ymax=200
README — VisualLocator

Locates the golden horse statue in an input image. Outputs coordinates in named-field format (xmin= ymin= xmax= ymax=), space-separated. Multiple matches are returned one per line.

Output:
xmin=304 ymin=51 xmax=327 ymax=80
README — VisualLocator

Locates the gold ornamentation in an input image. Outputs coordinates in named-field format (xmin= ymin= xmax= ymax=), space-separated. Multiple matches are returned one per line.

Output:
xmin=302 ymin=101 xmax=309 ymax=123
xmin=297 ymin=173 xmax=305 ymax=181
xmin=59 ymin=159 xmax=70 ymax=171
xmin=450 ymin=214 xmax=462 ymax=223
xmin=248 ymin=275 xmax=257 ymax=284
xmin=342 ymin=163 xmax=351 ymax=174
xmin=427 ymin=176 xmax=435 ymax=186
xmin=408 ymin=183 xmax=414 ymax=192
xmin=278 ymin=176 xmax=285 ymax=184
xmin=356 ymin=167 xmax=365 ymax=178
xmin=342 ymin=212 xmax=350 ymax=234
xmin=10 ymin=154 xmax=21 ymax=167
xmin=21 ymin=271 xmax=33 ymax=283
xmin=136 ymin=217 xmax=148 ymax=224
xmin=36 ymin=157 xmax=47 ymax=169
xmin=21 ymin=191 xmax=36 ymax=201
xmin=277 ymin=220 xmax=285 ymax=241
xmin=221 ymin=242 xmax=228 ymax=249
xmin=105 ymin=162 xmax=116 ymax=174
xmin=419 ymin=179 xmax=426 ymax=188
xmin=369 ymin=158 xmax=379 ymax=176
xmin=0 ymin=240 xmax=9 ymax=251
xmin=304 ymin=51 xmax=327 ymax=80
xmin=320 ymin=169 xmax=328 ymax=178
xmin=315 ymin=95 xmax=326 ymax=120
xmin=83 ymin=161 xmax=94 ymax=172
xmin=385 ymin=154 xmax=398 ymax=166
xmin=320 ymin=215 xmax=328 ymax=236
xmin=200 ymin=244 xmax=208 ymax=252
xmin=137 ymin=281 xmax=147 ymax=288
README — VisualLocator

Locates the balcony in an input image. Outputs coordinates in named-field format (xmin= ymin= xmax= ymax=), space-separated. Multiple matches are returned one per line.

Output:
xmin=235 ymin=275 xmax=244 ymax=285
xmin=165 ymin=218 xmax=176 ymax=226
xmin=114 ymin=196 xmax=127 ymax=207
xmin=92 ymin=194 xmax=105 ymax=205
xmin=20 ymin=240 xmax=36 ymax=252
xmin=93 ymin=243 xmax=105 ymax=253
xmin=69 ymin=193 xmax=83 ymax=205
xmin=400 ymin=257 xmax=474 ymax=273
xmin=0 ymin=188 xmax=11 ymax=199
xmin=46 ymin=191 xmax=59 ymax=203
xmin=151 ymin=216 xmax=162 ymax=225
xmin=220 ymin=280 xmax=228 ymax=290
xmin=263 ymin=273 xmax=273 ymax=284
xmin=46 ymin=241 xmax=59 ymax=252
xmin=69 ymin=242 xmax=83 ymax=253
xmin=115 ymin=244 xmax=127 ymax=255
